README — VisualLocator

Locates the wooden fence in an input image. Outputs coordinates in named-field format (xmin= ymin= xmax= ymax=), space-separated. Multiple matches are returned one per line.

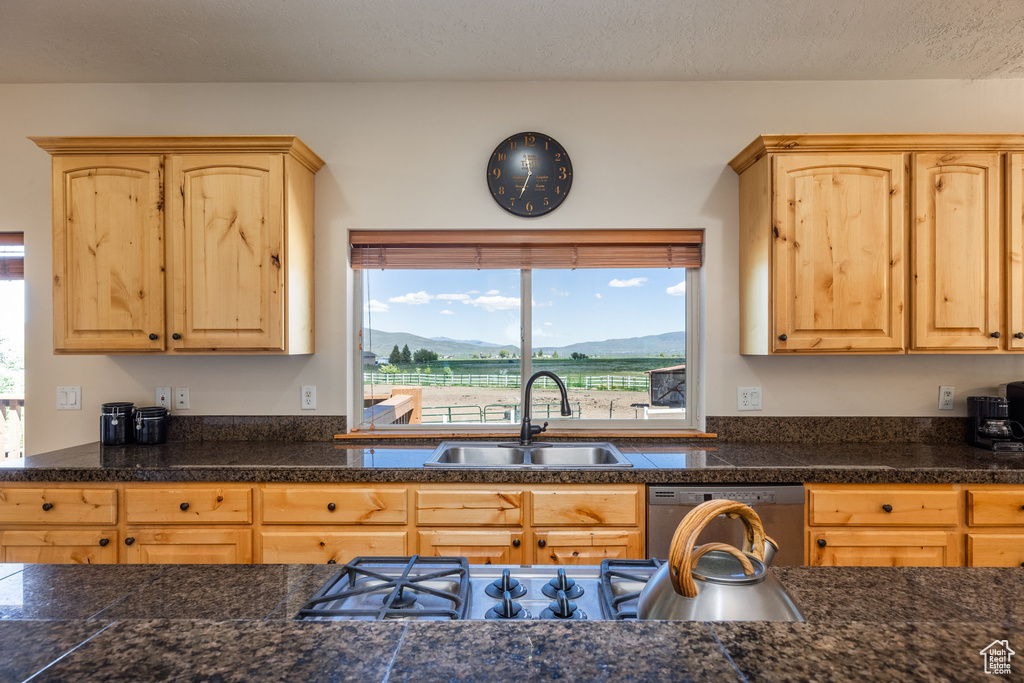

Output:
xmin=1 ymin=394 xmax=24 ymax=459
xmin=363 ymin=372 xmax=649 ymax=391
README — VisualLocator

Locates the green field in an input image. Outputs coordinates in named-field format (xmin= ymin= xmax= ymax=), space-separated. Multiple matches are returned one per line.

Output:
xmin=370 ymin=356 xmax=683 ymax=376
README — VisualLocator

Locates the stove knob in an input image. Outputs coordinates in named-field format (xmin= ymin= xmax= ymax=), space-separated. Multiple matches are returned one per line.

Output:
xmin=546 ymin=590 xmax=579 ymax=619
xmin=485 ymin=568 xmax=527 ymax=599
xmin=493 ymin=592 xmax=524 ymax=618
xmin=542 ymin=567 xmax=584 ymax=599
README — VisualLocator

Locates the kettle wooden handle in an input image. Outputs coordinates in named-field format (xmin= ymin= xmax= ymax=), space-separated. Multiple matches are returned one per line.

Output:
xmin=689 ymin=542 xmax=755 ymax=575
xmin=667 ymin=499 xmax=766 ymax=598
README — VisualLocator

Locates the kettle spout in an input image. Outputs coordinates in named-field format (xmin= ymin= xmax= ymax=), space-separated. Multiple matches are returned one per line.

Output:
xmin=762 ymin=536 xmax=779 ymax=568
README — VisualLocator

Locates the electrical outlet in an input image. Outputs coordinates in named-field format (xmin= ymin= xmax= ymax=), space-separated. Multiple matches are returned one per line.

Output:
xmin=156 ymin=386 xmax=171 ymax=409
xmin=939 ymin=385 xmax=955 ymax=411
xmin=737 ymin=386 xmax=762 ymax=411
xmin=174 ymin=387 xmax=190 ymax=410
xmin=301 ymin=385 xmax=316 ymax=410
xmin=56 ymin=386 xmax=82 ymax=410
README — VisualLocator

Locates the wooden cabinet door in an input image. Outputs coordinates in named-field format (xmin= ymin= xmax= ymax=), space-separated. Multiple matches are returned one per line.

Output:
xmin=260 ymin=530 xmax=407 ymax=564
xmin=261 ymin=486 xmax=408 ymax=525
xmin=125 ymin=486 xmax=252 ymax=524
xmin=772 ymin=154 xmax=906 ymax=352
xmin=167 ymin=154 xmax=285 ymax=350
xmin=531 ymin=488 xmax=639 ymax=526
xmin=122 ymin=528 xmax=252 ymax=564
xmin=1007 ymin=154 xmax=1024 ymax=348
xmin=533 ymin=530 xmax=642 ymax=565
xmin=417 ymin=529 xmax=524 ymax=565
xmin=808 ymin=530 xmax=955 ymax=567
xmin=912 ymin=152 xmax=1002 ymax=350
xmin=51 ymin=155 xmax=165 ymax=352
xmin=808 ymin=487 xmax=959 ymax=526
xmin=0 ymin=487 xmax=118 ymax=525
xmin=967 ymin=534 xmax=1024 ymax=567
xmin=416 ymin=488 xmax=523 ymax=526
xmin=1 ymin=530 xmax=118 ymax=564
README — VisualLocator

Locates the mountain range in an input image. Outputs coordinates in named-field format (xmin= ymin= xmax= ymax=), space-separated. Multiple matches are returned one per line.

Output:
xmin=365 ymin=329 xmax=684 ymax=358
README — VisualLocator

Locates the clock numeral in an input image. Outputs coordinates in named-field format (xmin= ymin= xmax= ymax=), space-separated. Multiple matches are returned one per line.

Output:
xmin=525 ymin=201 xmax=534 ymax=213
xmin=554 ymin=152 xmax=561 ymax=162
xmin=497 ymin=186 xmax=505 ymax=195
xmin=524 ymin=134 xmax=536 ymax=147
xmin=542 ymin=197 xmax=549 ymax=207
xmin=555 ymin=186 xmax=561 ymax=195
xmin=510 ymin=141 xmax=518 ymax=151
xmin=496 ymin=152 xmax=507 ymax=161
xmin=508 ymin=197 xmax=515 ymax=207
xmin=491 ymin=168 xmax=501 ymax=179
xmin=544 ymin=141 xmax=549 ymax=150
xmin=558 ymin=167 xmax=568 ymax=180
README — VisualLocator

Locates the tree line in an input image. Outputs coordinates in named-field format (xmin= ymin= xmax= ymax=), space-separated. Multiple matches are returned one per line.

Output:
xmin=389 ymin=344 xmax=438 ymax=364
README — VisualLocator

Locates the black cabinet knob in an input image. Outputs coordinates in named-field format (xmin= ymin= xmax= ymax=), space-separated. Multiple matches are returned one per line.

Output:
xmin=817 ymin=538 xmax=827 ymax=547
xmin=327 ymin=502 xmax=336 ymax=511
xmin=125 ymin=537 xmax=135 ymax=546
xmin=512 ymin=538 xmax=521 ymax=548
xmin=149 ymin=333 xmax=158 ymax=340
xmin=172 ymin=333 xmax=182 ymax=340
xmin=41 ymin=502 xmax=53 ymax=511
xmin=991 ymin=331 xmax=1001 ymax=338
xmin=778 ymin=334 xmax=788 ymax=341
xmin=537 ymin=539 xmax=546 ymax=548
xmin=1020 ymin=504 xmax=1024 ymax=511
xmin=882 ymin=504 xmax=893 ymax=513
xmin=99 ymin=538 xmax=110 ymax=547
xmin=1015 ymin=333 xmax=1024 ymax=340
xmin=180 ymin=502 xmax=190 ymax=511
xmin=327 ymin=559 xmax=336 ymax=564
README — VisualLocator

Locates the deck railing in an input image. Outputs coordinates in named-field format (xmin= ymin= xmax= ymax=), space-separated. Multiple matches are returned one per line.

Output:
xmin=0 ymin=394 xmax=24 ymax=459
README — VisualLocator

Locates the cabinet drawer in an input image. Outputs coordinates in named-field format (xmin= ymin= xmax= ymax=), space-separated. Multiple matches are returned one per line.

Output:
xmin=967 ymin=534 xmax=1024 ymax=567
xmin=125 ymin=486 xmax=252 ymax=524
xmin=122 ymin=528 xmax=252 ymax=564
xmin=967 ymin=491 xmax=1024 ymax=526
xmin=260 ymin=531 xmax=407 ymax=564
xmin=808 ymin=488 xmax=958 ymax=526
xmin=0 ymin=487 xmax=117 ymax=525
xmin=417 ymin=529 xmax=524 ymax=565
xmin=1 ymin=529 xmax=119 ymax=564
xmin=534 ymin=529 xmax=642 ymax=565
xmin=262 ymin=486 xmax=407 ymax=524
xmin=808 ymin=530 xmax=954 ymax=567
xmin=531 ymin=489 xmax=638 ymax=526
xmin=416 ymin=489 xmax=523 ymax=526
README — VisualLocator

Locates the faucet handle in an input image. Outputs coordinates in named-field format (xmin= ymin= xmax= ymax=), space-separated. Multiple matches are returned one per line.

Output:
xmin=530 ymin=421 xmax=549 ymax=436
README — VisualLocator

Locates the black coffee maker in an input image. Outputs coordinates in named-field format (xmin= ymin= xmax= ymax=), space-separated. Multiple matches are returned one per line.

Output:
xmin=966 ymin=395 xmax=1024 ymax=451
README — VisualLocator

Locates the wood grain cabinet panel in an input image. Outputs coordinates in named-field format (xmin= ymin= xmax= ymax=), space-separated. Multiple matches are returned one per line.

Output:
xmin=125 ymin=486 xmax=252 ymax=524
xmin=260 ymin=531 xmax=408 ymax=565
xmin=808 ymin=488 xmax=958 ymax=526
xmin=415 ymin=489 xmax=523 ymax=526
xmin=122 ymin=528 xmax=252 ymax=564
xmin=0 ymin=487 xmax=117 ymax=525
xmin=531 ymin=488 xmax=638 ymax=527
xmin=261 ymin=486 xmax=408 ymax=525
xmin=417 ymin=529 xmax=525 ymax=565
xmin=1007 ymin=154 xmax=1024 ymax=347
xmin=911 ymin=152 xmax=1002 ymax=350
xmin=967 ymin=490 xmax=1024 ymax=526
xmin=533 ymin=530 xmax=641 ymax=565
xmin=808 ymin=530 xmax=954 ymax=567
xmin=967 ymin=534 xmax=1024 ymax=567
xmin=1 ymin=530 xmax=118 ymax=564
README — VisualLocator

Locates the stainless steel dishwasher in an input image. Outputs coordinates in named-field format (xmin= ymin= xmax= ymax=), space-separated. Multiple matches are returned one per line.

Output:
xmin=647 ymin=485 xmax=806 ymax=566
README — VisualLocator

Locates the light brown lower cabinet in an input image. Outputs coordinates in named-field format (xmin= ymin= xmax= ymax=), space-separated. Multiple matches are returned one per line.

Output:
xmin=122 ymin=528 xmax=252 ymax=564
xmin=260 ymin=530 xmax=408 ymax=564
xmin=807 ymin=530 xmax=956 ymax=567
xmin=0 ymin=529 xmax=118 ymax=564
xmin=534 ymin=529 xmax=642 ymax=565
xmin=417 ymin=529 xmax=525 ymax=564
xmin=967 ymin=534 xmax=1024 ymax=567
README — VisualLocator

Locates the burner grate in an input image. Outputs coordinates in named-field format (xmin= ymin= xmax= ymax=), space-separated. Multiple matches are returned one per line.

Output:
xmin=296 ymin=555 xmax=470 ymax=621
xmin=598 ymin=558 xmax=662 ymax=620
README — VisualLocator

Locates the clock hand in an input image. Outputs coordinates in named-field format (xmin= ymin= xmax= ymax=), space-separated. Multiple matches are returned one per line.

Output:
xmin=520 ymin=160 xmax=533 ymax=198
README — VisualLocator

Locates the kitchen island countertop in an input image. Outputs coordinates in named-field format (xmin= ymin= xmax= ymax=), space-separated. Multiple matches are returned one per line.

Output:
xmin=2 ymin=439 xmax=1023 ymax=484
xmin=0 ymin=563 xmax=1019 ymax=681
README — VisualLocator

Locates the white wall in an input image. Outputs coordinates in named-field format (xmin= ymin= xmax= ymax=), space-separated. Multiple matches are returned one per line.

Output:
xmin=3 ymin=80 xmax=1024 ymax=453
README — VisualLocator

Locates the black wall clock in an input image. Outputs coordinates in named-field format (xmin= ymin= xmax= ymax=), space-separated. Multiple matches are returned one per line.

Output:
xmin=487 ymin=132 xmax=572 ymax=217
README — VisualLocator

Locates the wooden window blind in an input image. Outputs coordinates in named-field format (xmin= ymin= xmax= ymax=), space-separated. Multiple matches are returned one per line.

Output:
xmin=350 ymin=229 xmax=703 ymax=270
xmin=0 ymin=234 xmax=24 ymax=280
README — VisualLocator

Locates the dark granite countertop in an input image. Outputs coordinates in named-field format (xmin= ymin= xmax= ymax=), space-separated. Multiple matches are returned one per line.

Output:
xmin=2 ymin=439 xmax=1023 ymax=484
xmin=0 ymin=563 xmax=1020 ymax=681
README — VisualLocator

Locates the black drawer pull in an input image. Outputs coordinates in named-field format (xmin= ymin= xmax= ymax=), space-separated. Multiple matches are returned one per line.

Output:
xmin=125 ymin=537 xmax=135 ymax=546
xmin=41 ymin=503 xmax=53 ymax=511
xmin=537 ymin=539 xmax=546 ymax=548
xmin=149 ymin=333 xmax=158 ymax=340
xmin=180 ymin=502 xmax=190 ymax=511
xmin=991 ymin=331 xmax=1001 ymax=338
xmin=172 ymin=333 xmax=182 ymax=340
xmin=327 ymin=559 xmax=336 ymax=564
xmin=882 ymin=504 xmax=893 ymax=513
xmin=512 ymin=539 xmax=521 ymax=548
xmin=817 ymin=539 xmax=827 ymax=547
xmin=327 ymin=503 xmax=336 ymax=511
xmin=1015 ymin=333 xmax=1024 ymax=339
xmin=99 ymin=538 xmax=110 ymax=547
xmin=778 ymin=334 xmax=788 ymax=341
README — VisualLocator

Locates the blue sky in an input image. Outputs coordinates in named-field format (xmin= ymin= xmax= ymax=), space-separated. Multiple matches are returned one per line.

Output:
xmin=362 ymin=268 xmax=686 ymax=347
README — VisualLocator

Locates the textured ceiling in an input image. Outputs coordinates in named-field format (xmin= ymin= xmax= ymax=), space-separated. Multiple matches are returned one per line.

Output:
xmin=2 ymin=0 xmax=1024 ymax=83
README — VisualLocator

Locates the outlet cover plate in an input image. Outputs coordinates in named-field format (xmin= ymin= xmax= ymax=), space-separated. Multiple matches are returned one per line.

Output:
xmin=301 ymin=385 xmax=316 ymax=410
xmin=174 ymin=387 xmax=190 ymax=410
xmin=737 ymin=386 xmax=762 ymax=411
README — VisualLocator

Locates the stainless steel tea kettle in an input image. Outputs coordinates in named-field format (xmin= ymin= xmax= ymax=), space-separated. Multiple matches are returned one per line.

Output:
xmin=637 ymin=499 xmax=804 ymax=621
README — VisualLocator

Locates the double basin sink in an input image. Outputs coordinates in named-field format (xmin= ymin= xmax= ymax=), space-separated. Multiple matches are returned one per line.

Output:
xmin=424 ymin=441 xmax=633 ymax=468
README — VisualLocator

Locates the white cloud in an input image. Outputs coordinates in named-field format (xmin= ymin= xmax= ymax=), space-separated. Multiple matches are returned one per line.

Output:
xmin=436 ymin=293 xmax=470 ymax=302
xmin=388 ymin=291 xmax=432 ymax=305
xmin=367 ymin=299 xmax=390 ymax=313
xmin=666 ymin=281 xmax=686 ymax=296
xmin=544 ymin=322 xmax=553 ymax=326
xmin=551 ymin=288 xmax=570 ymax=296
xmin=595 ymin=293 xmax=602 ymax=299
xmin=609 ymin=277 xmax=648 ymax=288
xmin=466 ymin=294 xmax=520 ymax=312
xmin=485 ymin=289 xmax=500 ymax=295
xmin=440 ymin=309 xmax=455 ymax=315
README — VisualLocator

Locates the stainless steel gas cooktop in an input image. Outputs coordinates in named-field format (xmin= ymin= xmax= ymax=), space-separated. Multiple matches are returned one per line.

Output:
xmin=294 ymin=556 xmax=663 ymax=621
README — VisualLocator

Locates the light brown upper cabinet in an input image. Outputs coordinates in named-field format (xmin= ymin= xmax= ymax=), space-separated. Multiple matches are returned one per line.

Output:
xmin=33 ymin=136 xmax=323 ymax=354
xmin=731 ymin=134 xmax=1024 ymax=354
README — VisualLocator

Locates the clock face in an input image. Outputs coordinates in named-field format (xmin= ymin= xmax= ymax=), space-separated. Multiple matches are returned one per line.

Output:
xmin=487 ymin=132 xmax=572 ymax=217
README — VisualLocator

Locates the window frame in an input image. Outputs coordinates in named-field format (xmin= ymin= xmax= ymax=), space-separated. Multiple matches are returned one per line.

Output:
xmin=349 ymin=237 xmax=704 ymax=435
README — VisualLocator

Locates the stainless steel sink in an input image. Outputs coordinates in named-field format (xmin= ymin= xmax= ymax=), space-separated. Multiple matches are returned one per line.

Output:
xmin=424 ymin=441 xmax=632 ymax=468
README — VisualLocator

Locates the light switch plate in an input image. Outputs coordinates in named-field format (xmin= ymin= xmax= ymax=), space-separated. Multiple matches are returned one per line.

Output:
xmin=174 ymin=387 xmax=190 ymax=410
xmin=56 ymin=386 xmax=82 ymax=410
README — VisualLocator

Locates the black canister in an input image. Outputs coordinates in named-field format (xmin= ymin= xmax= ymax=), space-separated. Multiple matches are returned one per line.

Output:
xmin=100 ymin=402 xmax=135 ymax=445
xmin=134 ymin=406 xmax=170 ymax=445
